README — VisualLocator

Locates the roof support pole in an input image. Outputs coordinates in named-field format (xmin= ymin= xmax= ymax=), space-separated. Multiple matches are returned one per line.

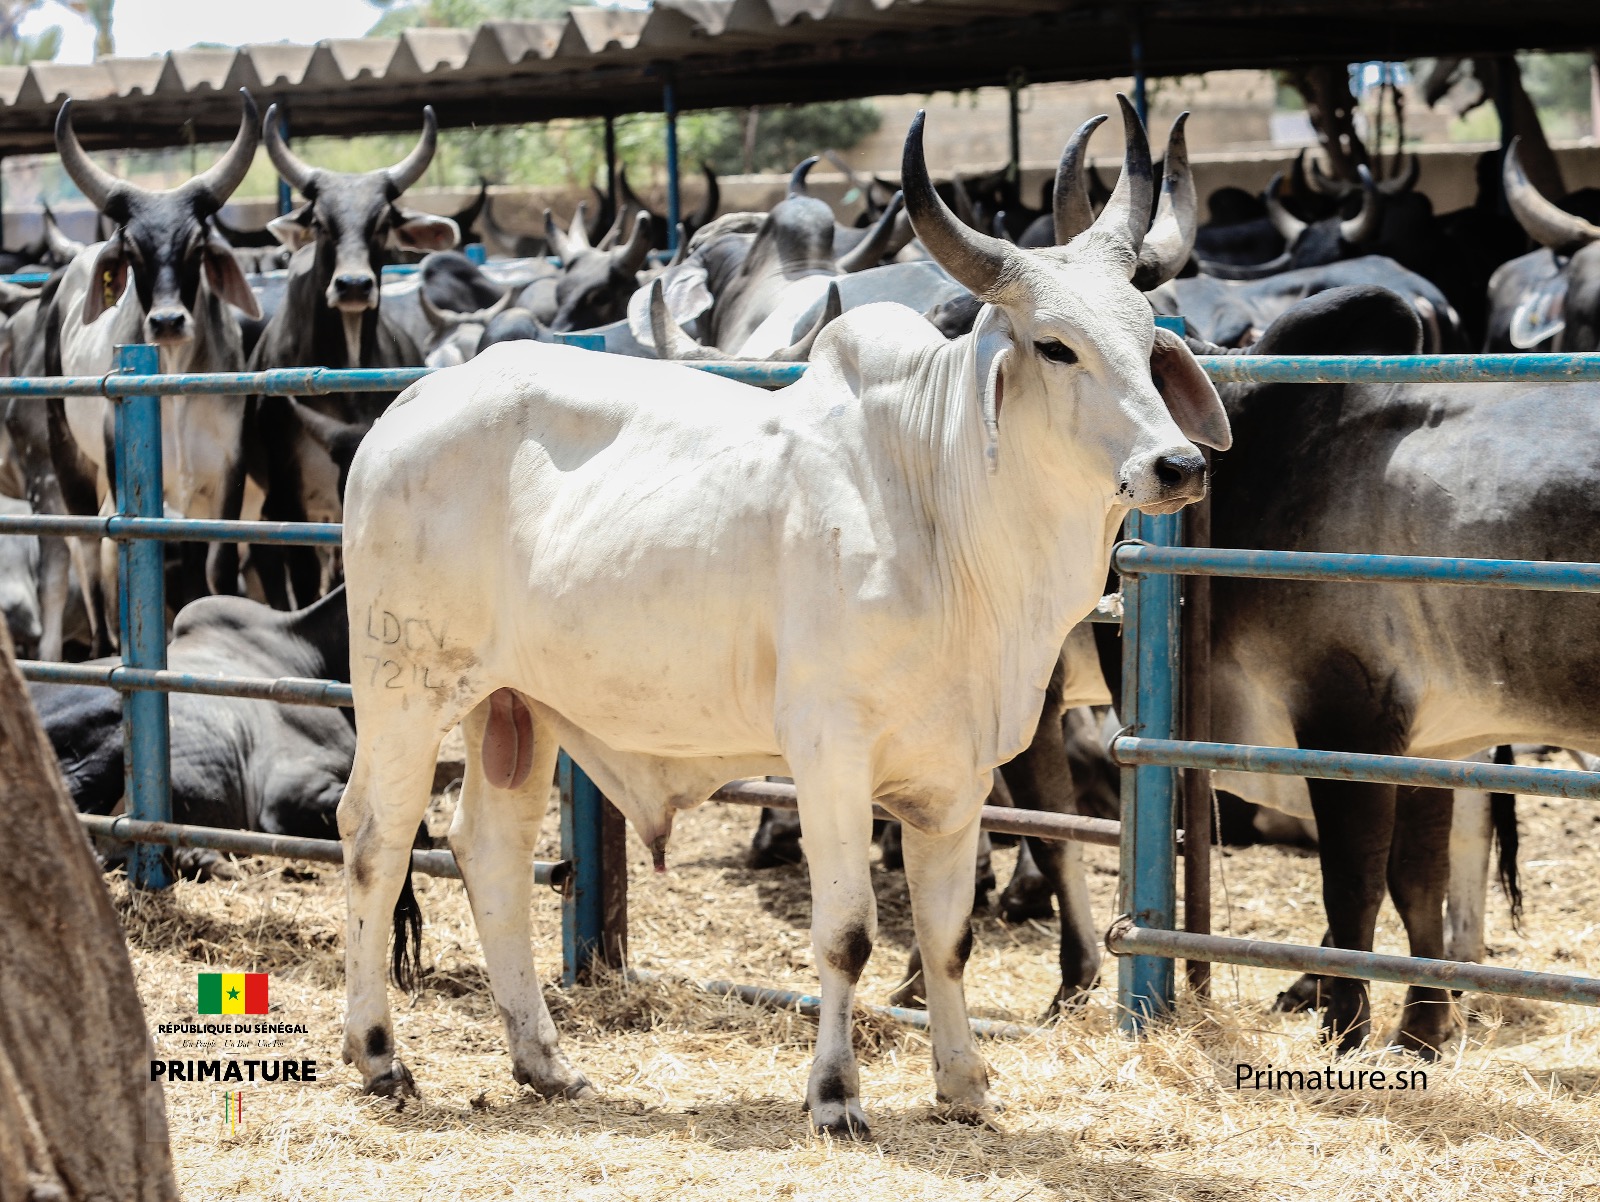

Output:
xmin=1006 ymin=68 xmax=1024 ymax=188
xmin=603 ymin=112 xmax=618 ymax=212
xmin=275 ymin=101 xmax=292 ymax=217
xmin=1130 ymin=20 xmax=1148 ymax=126
xmin=663 ymin=76 xmax=681 ymax=254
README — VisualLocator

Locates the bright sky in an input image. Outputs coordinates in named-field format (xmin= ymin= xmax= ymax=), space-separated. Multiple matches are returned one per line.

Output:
xmin=24 ymin=0 xmax=387 ymax=64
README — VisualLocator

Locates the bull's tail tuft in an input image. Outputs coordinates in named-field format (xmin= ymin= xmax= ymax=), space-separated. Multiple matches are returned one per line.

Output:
xmin=1490 ymin=745 xmax=1523 ymax=933
xmin=390 ymin=822 xmax=428 ymax=993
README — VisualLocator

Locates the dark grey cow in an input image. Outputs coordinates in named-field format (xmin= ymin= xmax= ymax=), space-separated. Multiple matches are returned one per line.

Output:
xmin=1188 ymin=284 xmax=1600 ymax=1056
xmin=1150 ymin=256 xmax=1466 ymax=351
xmin=248 ymin=106 xmax=455 ymax=608
xmin=1485 ymin=137 xmax=1600 ymax=352
xmin=543 ymin=206 xmax=653 ymax=332
xmin=33 ymin=587 xmax=353 ymax=843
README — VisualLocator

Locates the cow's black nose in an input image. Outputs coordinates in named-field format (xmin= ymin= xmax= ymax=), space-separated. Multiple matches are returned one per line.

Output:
xmin=1155 ymin=452 xmax=1205 ymax=493
xmin=334 ymin=274 xmax=374 ymax=301
xmin=147 ymin=310 xmax=186 ymax=339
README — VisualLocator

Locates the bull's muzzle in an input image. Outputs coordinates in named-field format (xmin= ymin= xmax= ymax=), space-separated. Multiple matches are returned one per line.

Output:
xmin=145 ymin=308 xmax=191 ymax=345
xmin=329 ymin=273 xmax=376 ymax=311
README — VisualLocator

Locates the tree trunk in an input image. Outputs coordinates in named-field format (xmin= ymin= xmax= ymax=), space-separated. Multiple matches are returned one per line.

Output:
xmin=1287 ymin=63 xmax=1370 ymax=182
xmin=0 ymin=623 xmax=177 ymax=1201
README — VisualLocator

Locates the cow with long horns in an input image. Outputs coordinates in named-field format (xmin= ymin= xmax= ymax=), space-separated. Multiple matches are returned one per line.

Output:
xmin=248 ymin=105 xmax=457 ymax=609
xmin=330 ymin=98 xmax=1227 ymax=1135
xmin=42 ymin=88 xmax=263 ymax=644
xmin=1486 ymin=136 xmax=1600 ymax=352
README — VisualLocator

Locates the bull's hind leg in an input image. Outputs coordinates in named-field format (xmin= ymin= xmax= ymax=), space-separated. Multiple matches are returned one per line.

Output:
xmin=901 ymin=812 xmax=993 ymax=1115
xmin=450 ymin=691 xmax=593 ymax=1100
xmin=338 ymin=718 xmax=441 ymax=1096
xmin=790 ymin=747 xmax=877 ymax=1138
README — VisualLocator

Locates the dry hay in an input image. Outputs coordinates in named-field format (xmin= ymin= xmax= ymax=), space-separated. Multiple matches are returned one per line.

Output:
xmin=112 ymin=768 xmax=1600 ymax=1201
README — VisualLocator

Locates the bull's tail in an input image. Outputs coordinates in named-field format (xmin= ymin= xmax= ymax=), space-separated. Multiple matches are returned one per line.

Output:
xmin=1490 ymin=745 xmax=1522 ymax=932
xmin=390 ymin=821 xmax=428 ymax=993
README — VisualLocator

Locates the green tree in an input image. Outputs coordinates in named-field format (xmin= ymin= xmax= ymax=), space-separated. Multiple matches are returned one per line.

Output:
xmin=0 ymin=0 xmax=61 ymax=65
xmin=365 ymin=0 xmax=582 ymax=35
xmin=63 ymin=0 xmax=113 ymax=58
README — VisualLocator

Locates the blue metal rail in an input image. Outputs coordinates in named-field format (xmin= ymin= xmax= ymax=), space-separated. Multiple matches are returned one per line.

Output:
xmin=9 ymin=344 xmax=1600 ymax=1028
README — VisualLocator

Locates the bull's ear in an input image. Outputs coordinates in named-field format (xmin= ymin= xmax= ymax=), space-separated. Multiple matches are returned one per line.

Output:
xmin=267 ymin=202 xmax=317 ymax=251
xmin=391 ymin=209 xmax=459 ymax=252
xmin=1151 ymin=325 xmax=1230 ymax=450
xmin=203 ymin=227 xmax=262 ymax=320
xmin=82 ymin=230 xmax=128 ymax=325
xmin=971 ymin=303 xmax=1013 ymax=473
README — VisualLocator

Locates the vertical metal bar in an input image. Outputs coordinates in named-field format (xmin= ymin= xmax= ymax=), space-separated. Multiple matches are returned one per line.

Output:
xmin=114 ymin=343 xmax=171 ymax=890
xmin=1181 ymin=481 xmax=1213 ymax=995
xmin=1117 ymin=509 xmax=1180 ymax=1030
xmin=663 ymin=78 xmax=682 ymax=255
xmin=559 ymin=751 xmax=605 ymax=987
xmin=1006 ymin=69 xmax=1023 ymax=188
xmin=600 ymin=795 xmax=629 ymax=969
xmin=276 ymin=102 xmax=292 ymax=218
xmin=603 ymin=113 xmax=619 ymax=212
xmin=1130 ymin=21 xmax=1148 ymax=126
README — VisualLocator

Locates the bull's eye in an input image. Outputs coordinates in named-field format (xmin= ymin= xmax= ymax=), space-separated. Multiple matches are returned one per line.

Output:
xmin=1034 ymin=339 xmax=1078 ymax=365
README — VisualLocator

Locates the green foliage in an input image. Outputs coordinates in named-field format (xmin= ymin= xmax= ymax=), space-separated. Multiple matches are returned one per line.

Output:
xmin=0 ymin=23 xmax=58 ymax=64
xmin=365 ymin=0 xmax=587 ymax=35
xmin=1517 ymin=52 xmax=1595 ymax=115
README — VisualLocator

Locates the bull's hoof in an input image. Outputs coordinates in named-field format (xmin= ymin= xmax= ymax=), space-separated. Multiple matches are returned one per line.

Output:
xmin=514 ymin=1062 xmax=596 ymax=1101
xmin=933 ymin=1100 xmax=1004 ymax=1128
xmin=748 ymin=840 xmax=804 ymax=870
xmin=1273 ymin=973 xmax=1327 ymax=1013
xmin=887 ymin=973 xmax=926 ymax=1010
xmin=362 ymin=1060 xmax=417 ymax=1099
xmin=1391 ymin=1019 xmax=1458 ymax=1063
xmin=998 ymin=882 xmax=1055 ymax=924
xmin=1041 ymin=982 xmax=1093 ymax=1021
xmin=809 ymin=1103 xmax=872 ymax=1141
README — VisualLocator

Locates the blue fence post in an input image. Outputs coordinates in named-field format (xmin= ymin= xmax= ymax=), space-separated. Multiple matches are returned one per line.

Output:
xmin=1116 ymin=508 xmax=1181 ymax=1030
xmin=663 ymin=77 xmax=681 ymax=255
xmin=114 ymin=343 xmax=172 ymax=890
xmin=559 ymin=751 xmax=606 ymax=986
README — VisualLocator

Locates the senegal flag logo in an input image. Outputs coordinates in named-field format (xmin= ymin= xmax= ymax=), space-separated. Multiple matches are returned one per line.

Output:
xmin=198 ymin=973 xmax=269 ymax=1015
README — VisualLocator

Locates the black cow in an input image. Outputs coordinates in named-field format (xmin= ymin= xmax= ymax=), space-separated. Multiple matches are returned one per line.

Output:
xmin=1182 ymin=284 xmax=1600 ymax=1057
xmin=543 ymin=205 xmax=653 ymax=332
xmin=1485 ymin=137 xmax=1600 ymax=353
xmin=34 ymin=587 xmax=354 ymax=846
xmin=1197 ymin=168 xmax=1382 ymax=280
xmin=248 ymin=106 xmax=455 ymax=608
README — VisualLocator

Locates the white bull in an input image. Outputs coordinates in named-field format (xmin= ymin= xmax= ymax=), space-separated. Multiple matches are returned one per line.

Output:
xmin=335 ymin=101 xmax=1230 ymax=1135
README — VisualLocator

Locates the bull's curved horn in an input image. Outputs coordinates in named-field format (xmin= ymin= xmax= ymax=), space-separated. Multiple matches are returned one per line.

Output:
xmin=183 ymin=89 xmax=260 ymax=213
xmin=420 ymin=281 xmax=513 ymax=330
xmin=263 ymin=102 xmax=316 ymax=196
xmin=1379 ymin=152 xmax=1421 ymax=195
xmin=618 ymin=164 xmax=645 ymax=213
xmin=1196 ymin=249 xmax=1293 ymax=280
xmin=668 ymin=222 xmax=689 ymax=266
xmin=768 ymin=282 xmax=843 ymax=362
xmin=55 ymin=99 xmax=124 ymax=213
xmin=1081 ymin=94 xmax=1154 ymax=276
xmin=614 ymin=211 xmax=653 ymax=274
xmin=1288 ymin=149 xmax=1311 ymax=199
xmin=1263 ymin=173 xmax=1307 ymax=244
xmin=900 ymin=110 xmax=1011 ymax=300
xmin=1339 ymin=165 xmax=1383 ymax=245
xmin=567 ymin=201 xmax=592 ymax=252
xmin=689 ymin=162 xmax=720 ymax=231
xmin=1503 ymin=136 xmax=1600 ymax=254
xmin=1132 ymin=112 xmax=1198 ymax=291
xmin=542 ymin=209 xmax=570 ymax=263
xmin=1306 ymin=155 xmax=1349 ymax=198
xmin=836 ymin=190 xmax=904 ymax=272
xmin=40 ymin=202 xmax=83 ymax=264
xmin=1052 ymin=113 xmax=1107 ymax=245
xmin=385 ymin=106 xmax=438 ymax=195
xmin=648 ymin=278 xmax=720 ymax=361
xmin=789 ymin=156 xmax=818 ymax=199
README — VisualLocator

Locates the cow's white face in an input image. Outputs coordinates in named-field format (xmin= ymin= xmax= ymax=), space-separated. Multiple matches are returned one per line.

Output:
xmin=977 ymin=251 xmax=1228 ymax=513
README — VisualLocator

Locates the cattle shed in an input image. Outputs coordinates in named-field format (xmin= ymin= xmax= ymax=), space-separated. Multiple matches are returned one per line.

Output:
xmin=0 ymin=0 xmax=1593 ymax=155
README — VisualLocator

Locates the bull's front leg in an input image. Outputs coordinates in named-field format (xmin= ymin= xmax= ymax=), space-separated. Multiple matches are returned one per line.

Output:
xmin=791 ymin=756 xmax=877 ymax=1139
xmin=901 ymin=811 xmax=994 ymax=1116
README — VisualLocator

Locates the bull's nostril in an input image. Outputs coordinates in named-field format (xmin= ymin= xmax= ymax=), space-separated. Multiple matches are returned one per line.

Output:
xmin=1155 ymin=453 xmax=1205 ymax=490
xmin=334 ymin=274 xmax=374 ymax=297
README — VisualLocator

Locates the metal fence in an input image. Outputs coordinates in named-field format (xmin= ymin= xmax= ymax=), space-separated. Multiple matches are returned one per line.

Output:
xmin=9 ymin=340 xmax=1600 ymax=1030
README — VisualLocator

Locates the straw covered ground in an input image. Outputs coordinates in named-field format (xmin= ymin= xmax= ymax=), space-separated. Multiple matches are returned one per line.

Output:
xmin=113 ymin=763 xmax=1600 ymax=1201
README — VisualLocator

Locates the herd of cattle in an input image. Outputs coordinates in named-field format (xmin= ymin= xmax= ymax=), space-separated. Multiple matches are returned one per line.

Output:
xmin=8 ymin=84 xmax=1600 ymax=1129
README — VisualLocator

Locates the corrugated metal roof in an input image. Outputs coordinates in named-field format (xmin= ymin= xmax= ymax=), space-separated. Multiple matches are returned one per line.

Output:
xmin=0 ymin=0 xmax=1593 ymax=156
